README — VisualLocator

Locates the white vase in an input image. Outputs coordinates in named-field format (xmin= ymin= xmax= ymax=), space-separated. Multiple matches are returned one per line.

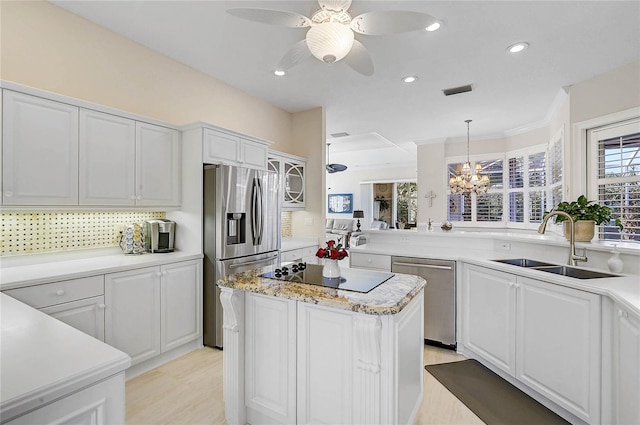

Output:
xmin=607 ymin=245 xmax=624 ymax=273
xmin=322 ymin=259 xmax=341 ymax=280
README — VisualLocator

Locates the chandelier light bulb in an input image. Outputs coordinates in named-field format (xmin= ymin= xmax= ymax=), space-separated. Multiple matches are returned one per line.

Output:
xmin=306 ymin=22 xmax=355 ymax=63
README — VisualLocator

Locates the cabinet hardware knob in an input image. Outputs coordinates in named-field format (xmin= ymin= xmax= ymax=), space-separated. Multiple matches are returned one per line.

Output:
xmin=5 ymin=191 xmax=13 ymax=197
xmin=98 ymin=304 xmax=106 ymax=309
xmin=130 ymin=195 xmax=136 ymax=200
xmin=56 ymin=290 xmax=65 ymax=296
xmin=137 ymin=195 xmax=142 ymax=201
xmin=618 ymin=310 xmax=628 ymax=318
xmin=156 ymin=272 xmax=162 ymax=277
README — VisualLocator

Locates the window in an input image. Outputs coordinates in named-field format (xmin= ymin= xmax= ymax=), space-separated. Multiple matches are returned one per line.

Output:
xmin=446 ymin=131 xmax=563 ymax=227
xmin=589 ymin=119 xmax=640 ymax=242
xmin=396 ymin=182 xmax=418 ymax=224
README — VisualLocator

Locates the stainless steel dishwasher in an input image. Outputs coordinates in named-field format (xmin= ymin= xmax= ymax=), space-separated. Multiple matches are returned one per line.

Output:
xmin=391 ymin=256 xmax=456 ymax=349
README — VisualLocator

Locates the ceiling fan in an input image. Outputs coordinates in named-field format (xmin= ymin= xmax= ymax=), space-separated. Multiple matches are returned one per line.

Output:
xmin=326 ymin=143 xmax=347 ymax=173
xmin=227 ymin=0 xmax=440 ymax=76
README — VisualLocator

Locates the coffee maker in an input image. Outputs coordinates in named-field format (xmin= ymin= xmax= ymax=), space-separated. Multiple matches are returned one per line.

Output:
xmin=144 ymin=219 xmax=176 ymax=253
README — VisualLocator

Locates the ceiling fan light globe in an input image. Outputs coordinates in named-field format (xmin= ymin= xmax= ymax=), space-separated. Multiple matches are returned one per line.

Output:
xmin=306 ymin=22 xmax=354 ymax=64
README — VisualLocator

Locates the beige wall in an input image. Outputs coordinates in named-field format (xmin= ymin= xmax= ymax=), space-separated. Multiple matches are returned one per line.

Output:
xmin=290 ymin=107 xmax=325 ymax=242
xmin=570 ymin=61 xmax=640 ymax=125
xmin=0 ymin=1 xmax=294 ymax=151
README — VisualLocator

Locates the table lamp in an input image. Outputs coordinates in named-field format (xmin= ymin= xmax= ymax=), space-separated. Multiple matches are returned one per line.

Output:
xmin=353 ymin=210 xmax=364 ymax=232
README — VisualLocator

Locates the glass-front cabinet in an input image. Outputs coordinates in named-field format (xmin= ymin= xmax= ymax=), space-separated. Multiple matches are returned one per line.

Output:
xmin=268 ymin=151 xmax=306 ymax=210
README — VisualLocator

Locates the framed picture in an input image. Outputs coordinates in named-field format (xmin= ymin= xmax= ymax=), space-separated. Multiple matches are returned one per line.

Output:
xmin=328 ymin=193 xmax=353 ymax=214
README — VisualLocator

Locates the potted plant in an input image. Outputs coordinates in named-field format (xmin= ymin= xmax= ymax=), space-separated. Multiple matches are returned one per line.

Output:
xmin=546 ymin=195 xmax=623 ymax=242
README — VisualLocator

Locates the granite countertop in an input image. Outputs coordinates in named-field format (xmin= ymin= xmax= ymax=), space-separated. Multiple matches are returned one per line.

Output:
xmin=218 ymin=265 xmax=425 ymax=315
xmin=0 ymin=293 xmax=131 ymax=421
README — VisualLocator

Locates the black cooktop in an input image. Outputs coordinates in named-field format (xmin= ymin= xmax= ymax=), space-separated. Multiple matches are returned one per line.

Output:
xmin=260 ymin=263 xmax=394 ymax=294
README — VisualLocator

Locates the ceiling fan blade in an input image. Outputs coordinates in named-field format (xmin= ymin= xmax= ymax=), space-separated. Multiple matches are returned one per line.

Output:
xmin=351 ymin=11 xmax=437 ymax=35
xmin=227 ymin=8 xmax=311 ymax=28
xmin=276 ymin=40 xmax=312 ymax=71
xmin=317 ymin=0 xmax=352 ymax=14
xmin=343 ymin=40 xmax=374 ymax=76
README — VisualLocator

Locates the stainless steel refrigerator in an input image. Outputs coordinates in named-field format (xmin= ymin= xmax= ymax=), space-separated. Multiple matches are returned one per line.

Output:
xmin=203 ymin=164 xmax=280 ymax=348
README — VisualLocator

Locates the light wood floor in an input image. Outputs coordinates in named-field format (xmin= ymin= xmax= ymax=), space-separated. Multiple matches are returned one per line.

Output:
xmin=126 ymin=345 xmax=484 ymax=425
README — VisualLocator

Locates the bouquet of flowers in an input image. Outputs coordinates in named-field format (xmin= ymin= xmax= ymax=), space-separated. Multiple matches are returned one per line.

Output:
xmin=316 ymin=239 xmax=348 ymax=261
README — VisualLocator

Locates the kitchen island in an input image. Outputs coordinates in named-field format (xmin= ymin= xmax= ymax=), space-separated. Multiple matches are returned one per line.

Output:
xmin=217 ymin=265 xmax=426 ymax=425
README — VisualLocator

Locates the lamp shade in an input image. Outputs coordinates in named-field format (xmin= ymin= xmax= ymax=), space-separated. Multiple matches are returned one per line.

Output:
xmin=353 ymin=210 xmax=364 ymax=218
xmin=306 ymin=22 xmax=354 ymax=63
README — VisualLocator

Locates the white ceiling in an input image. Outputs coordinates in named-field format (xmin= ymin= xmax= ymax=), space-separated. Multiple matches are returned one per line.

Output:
xmin=52 ymin=0 xmax=640 ymax=169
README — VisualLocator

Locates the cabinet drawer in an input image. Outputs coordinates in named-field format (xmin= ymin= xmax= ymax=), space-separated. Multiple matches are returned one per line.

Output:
xmin=350 ymin=253 xmax=391 ymax=271
xmin=5 ymin=275 xmax=104 ymax=308
xmin=281 ymin=249 xmax=303 ymax=263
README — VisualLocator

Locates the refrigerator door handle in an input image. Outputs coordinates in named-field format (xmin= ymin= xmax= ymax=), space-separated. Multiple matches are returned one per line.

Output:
xmin=227 ymin=252 xmax=278 ymax=269
xmin=251 ymin=177 xmax=264 ymax=246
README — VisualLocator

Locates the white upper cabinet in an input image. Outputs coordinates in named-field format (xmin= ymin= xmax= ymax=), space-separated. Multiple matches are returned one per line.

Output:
xmin=203 ymin=128 xmax=268 ymax=170
xmin=79 ymin=110 xmax=136 ymax=205
xmin=2 ymin=91 xmax=79 ymax=205
xmin=268 ymin=151 xmax=306 ymax=210
xmin=136 ymin=122 xmax=181 ymax=206
xmin=1 ymin=87 xmax=180 ymax=208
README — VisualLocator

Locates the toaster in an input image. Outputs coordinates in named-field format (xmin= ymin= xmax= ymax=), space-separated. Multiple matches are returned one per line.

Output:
xmin=145 ymin=219 xmax=175 ymax=253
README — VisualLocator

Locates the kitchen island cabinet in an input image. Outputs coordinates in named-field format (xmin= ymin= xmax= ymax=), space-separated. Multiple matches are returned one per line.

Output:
xmin=218 ymin=267 xmax=425 ymax=425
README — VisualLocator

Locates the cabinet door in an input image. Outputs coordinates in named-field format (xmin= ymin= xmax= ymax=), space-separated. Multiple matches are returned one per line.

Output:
xmin=516 ymin=276 xmax=600 ymax=423
xmin=297 ymin=303 xmax=353 ymax=425
xmin=160 ymin=260 xmax=202 ymax=352
xmin=203 ymin=129 xmax=239 ymax=165
xmin=2 ymin=91 xmax=78 ymax=205
xmin=241 ymin=139 xmax=268 ymax=170
xmin=245 ymin=293 xmax=296 ymax=425
xmin=283 ymin=160 xmax=305 ymax=208
xmin=79 ymin=109 xmax=136 ymax=205
xmin=612 ymin=305 xmax=640 ymax=425
xmin=461 ymin=264 xmax=517 ymax=376
xmin=40 ymin=295 xmax=106 ymax=342
xmin=105 ymin=267 xmax=161 ymax=365
xmin=136 ymin=122 xmax=181 ymax=206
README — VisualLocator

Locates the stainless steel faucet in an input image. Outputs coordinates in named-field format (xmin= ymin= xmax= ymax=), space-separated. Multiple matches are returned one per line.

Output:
xmin=538 ymin=211 xmax=588 ymax=266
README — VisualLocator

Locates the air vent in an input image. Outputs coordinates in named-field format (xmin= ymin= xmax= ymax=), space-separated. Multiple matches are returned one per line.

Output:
xmin=443 ymin=84 xmax=473 ymax=96
xmin=330 ymin=132 xmax=350 ymax=138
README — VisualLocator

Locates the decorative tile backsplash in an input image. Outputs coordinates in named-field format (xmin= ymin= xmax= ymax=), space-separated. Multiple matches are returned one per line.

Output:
xmin=281 ymin=211 xmax=292 ymax=238
xmin=1 ymin=212 xmax=165 ymax=256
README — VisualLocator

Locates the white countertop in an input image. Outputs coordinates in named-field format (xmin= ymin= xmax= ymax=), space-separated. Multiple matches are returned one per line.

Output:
xmin=280 ymin=237 xmax=318 ymax=252
xmin=351 ymin=243 xmax=640 ymax=316
xmin=0 ymin=293 xmax=131 ymax=421
xmin=0 ymin=248 xmax=203 ymax=290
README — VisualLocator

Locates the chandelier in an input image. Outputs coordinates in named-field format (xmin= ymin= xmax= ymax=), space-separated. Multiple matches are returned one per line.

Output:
xmin=449 ymin=119 xmax=490 ymax=195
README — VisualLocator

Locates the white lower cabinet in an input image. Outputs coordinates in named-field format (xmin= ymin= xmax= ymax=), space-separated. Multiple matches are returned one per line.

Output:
xmin=5 ymin=372 xmax=125 ymax=425
xmin=4 ymin=275 xmax=106 ymax=341
xmin=460 ymin=264 xmax=601 ymax=423
xmin=105 ymin=260 xmax=202 ymax=366
xmin=160 ymin=260 xmax=203 ymax=352
xmin=105 ymin=266 xmax=161 ymax=365
xmin=41 ymin=296 xmax=106 ymax=342
xmin=607 ymin=301 xmax=640 ymax=424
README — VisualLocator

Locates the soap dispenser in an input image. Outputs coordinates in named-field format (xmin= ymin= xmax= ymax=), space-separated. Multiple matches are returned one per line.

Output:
xmin=607 ymin=245 xmax=624 ymax=273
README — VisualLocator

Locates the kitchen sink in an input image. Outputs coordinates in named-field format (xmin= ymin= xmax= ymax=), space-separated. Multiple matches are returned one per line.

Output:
xmin=492 ymin=258 xmax=621 ymax=279
xmin=533 ymin=266 xmax=619 ymax=279
xmin=493 ymin=258 xmax=556 ymax=268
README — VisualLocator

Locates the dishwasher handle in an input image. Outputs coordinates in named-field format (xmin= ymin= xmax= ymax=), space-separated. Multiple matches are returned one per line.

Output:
xmin=392 ymin=261 xmax=453 ymax=271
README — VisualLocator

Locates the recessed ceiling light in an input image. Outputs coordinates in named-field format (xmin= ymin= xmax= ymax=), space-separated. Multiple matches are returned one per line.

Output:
xmin=274 ymin=69 xmax=286 ymax=76
xmin=426 ymin=21 xmax=441 ymax=32
xmin=402 ymin=76 xmax=418 ymax=83
xmin=507 ymin=42 xmax=529 ymax=54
